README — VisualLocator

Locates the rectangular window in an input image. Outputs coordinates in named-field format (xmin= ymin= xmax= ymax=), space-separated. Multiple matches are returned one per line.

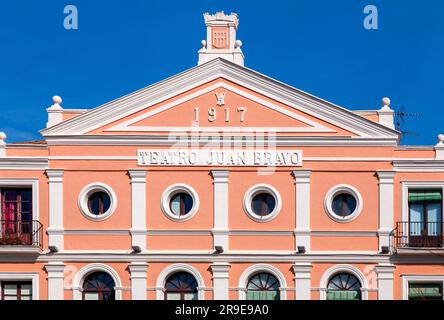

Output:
xmin=0 ymin=188 xmax=33 ymax=245
xmin=1 ymin=282 xmax=33 ymax=300
xmin=408 ymin=189 xmax=443 ymax=247
xmin=408 ymin=283 xmax=443 ymax=300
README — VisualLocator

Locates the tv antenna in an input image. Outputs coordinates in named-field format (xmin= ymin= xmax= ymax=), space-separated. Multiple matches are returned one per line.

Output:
xmin=395 ymin=104 xmax=422 ymax=140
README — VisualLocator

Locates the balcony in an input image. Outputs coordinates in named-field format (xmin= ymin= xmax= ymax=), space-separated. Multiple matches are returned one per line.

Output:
xmin=0 ymin=220 xmax=43 ymax=255
xmin=394 ymin=221 xmax=444 ymax=252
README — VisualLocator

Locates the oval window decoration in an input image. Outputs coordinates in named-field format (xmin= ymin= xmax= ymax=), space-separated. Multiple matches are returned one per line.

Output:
xmin=244 ymin=184 xmax=282 ymax=222
xmin=161 ymin=184 xmax=200 ymax=222
xmin=324 ymin=185 xmax=363 ymax=223
xmin=78 ymin=183 xmax=117 ymax=221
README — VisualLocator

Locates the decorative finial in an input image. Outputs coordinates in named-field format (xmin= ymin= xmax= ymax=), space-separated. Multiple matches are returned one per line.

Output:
xmin=201 ymin=40 xmax=207 ymax=49
xmin=438 ymin=134 xmax=444 ymax=144
xmin=382 ymin=97 xmax=391 ymax=107
xmin=52 ymin=96 xmax=62 ymax=105
xmin=0 ymin=132 xmax=5 ymax=157
xmin=235 ymin=40 xmax=242 ymax=48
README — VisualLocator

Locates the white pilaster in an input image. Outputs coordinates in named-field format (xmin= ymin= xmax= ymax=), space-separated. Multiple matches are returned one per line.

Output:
xmin=129 ymin=170 xmax=148 ymax=251
xmin=211 ymin=262 xmax=230 ymax=300
xmin=375 ymin=263 xmax=395 ymax=300
xmin=211 ymin=171 xmax=230 ymax=250
xmin=44 ymin=262 xmax=65 ymax=300
xmin=128 ymin=262 xmax=148 ymax=300
xmin=292 ymin=171 xmax=312 ymax=252
xmin=292 ymin=263 xmax=312 ymax=300
xmin=46 ymin=169 xmax=64 ymax=251
xmin=377 ymin=171 xmax=396 ymax=251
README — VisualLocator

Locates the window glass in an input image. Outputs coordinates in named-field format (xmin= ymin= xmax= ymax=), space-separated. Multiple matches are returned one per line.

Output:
xmin=409 ymin=283 xmax=443 ymax=300
xmin=332 ymin=193 xmax=357 ymax=217
xmin=87 ymin=192 xmax=111 ymax=216
xmin=170 ymin=193 xmax=193 ymax=216
xmin=82 ymin=272 xmax=115 ymax=301
xmin=251 ymin=193 xmax=276 ymax=216
xmin=165 ymin=272 xmax=198 ymax=300
xmin=327 ymin=273 xmax=362 ymax=300
xmin=246 ymin=273 xmax=280 ymax=301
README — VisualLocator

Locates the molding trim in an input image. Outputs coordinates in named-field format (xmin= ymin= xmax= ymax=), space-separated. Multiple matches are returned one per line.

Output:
xmin=0 ymin=157 xmax=48 ymax=170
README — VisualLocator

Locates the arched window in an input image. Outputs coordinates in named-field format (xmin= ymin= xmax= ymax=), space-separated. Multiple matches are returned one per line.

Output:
xmin=82 ymin=272 xmax=116 ymax=300
xmin=165 ymin=272 xmax=198 ymax=300
xmin=327 ymin=273 xmax=362 ymax=300
xmin=246 ymin=273 xmax=280 ymax=300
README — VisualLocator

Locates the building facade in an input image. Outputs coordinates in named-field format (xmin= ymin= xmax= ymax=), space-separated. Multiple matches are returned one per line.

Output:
xmin=0 ymin=12 xmax=444 ymax=301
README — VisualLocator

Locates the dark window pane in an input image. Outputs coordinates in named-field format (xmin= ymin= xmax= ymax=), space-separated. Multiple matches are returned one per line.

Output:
xmin=252 ymin=193 xmax=276 ymax=216
xmin=409 ymin=283 xmax=443 ymax=300
xmin=332 ymin=193 xmax=357 ymax=217
xmin=246 ymin=273 xmax=280 ymax=301
xmin=87 ymin=192 xmax=111 ymax=215
xmin=82 ymin=272 xmax=115 ymax=301
xmin=170 ymin=193 xmax=193 ymax=216
xmin=165 ymin=272 xmax=198 ymax=300
xmin=327 ymin=273 xmax=362 ymax=300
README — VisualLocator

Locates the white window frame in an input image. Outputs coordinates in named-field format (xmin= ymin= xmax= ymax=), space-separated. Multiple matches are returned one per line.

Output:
xmin=0 ymin=179 xmax=39 ymax=221
xmin=72 ymin=263 xmax=122 ymax=300
xmin=78 ymin=183 xmax=117 ymax=221
xmin=243 ymin=184 xmax=282 ymax=223
xmin=155 ymin=263 xmax=206 ymax=300
xmin=319 ymin=264 xmax=369 ymax=300
xmin=161 ymin=184 xmax=200 ymax=222
xmin=324 ymin=184 xmax=363 ymax=223
xmin=402 ymin=275 xmax=444 ymax=300
xmin=0 ymin=272 xmax=39 ymax=300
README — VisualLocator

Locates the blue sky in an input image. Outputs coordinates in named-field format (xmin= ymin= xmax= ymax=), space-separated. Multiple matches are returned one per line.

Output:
xmin=0 ymin=0 xmax=442 ymax=145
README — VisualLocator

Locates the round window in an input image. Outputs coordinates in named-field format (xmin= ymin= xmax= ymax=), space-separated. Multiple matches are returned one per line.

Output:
xmin=161 ymin=184 xmax=200 ymax=222
xmin=244 ymin=185 xmax=282 ymax=222
xmin=324 ymin=185 xmax=363 ymax=222
xmin=78 ymin=183 xmax=117 ymax=221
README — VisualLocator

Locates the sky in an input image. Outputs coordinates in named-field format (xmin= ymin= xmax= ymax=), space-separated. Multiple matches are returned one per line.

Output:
xmin=0 ymin=0 xmax=443 ymax=145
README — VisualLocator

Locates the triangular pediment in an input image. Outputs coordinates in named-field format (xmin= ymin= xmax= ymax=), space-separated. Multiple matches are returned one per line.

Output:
xmin=41 ymin=58 xmax=399 ymax=143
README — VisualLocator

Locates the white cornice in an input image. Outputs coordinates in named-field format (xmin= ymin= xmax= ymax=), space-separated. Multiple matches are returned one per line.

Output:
xmin=394 ymin=160 xmax=444 ymax=172
xmin=44 ymin=135 xmax=399 ymax=146
xmin=0 ymin=157 xmax=48 ymax=170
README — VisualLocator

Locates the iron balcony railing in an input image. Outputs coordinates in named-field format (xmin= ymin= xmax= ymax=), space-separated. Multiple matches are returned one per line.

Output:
xmin=394 ymin=221 xmax=444 ymax=248
xmin=0 ymin=220 xmax=43 ymax=248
